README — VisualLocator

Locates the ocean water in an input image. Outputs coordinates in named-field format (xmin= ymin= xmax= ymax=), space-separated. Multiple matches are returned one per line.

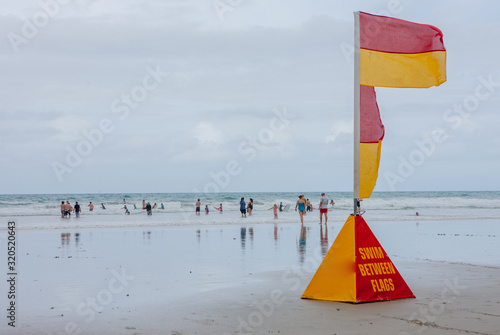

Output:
xmin=0 ymin=191 xmax=499 ymax=230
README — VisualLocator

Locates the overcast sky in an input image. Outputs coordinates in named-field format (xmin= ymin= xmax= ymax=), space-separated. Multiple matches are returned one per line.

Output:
xmin=1 ymin=0 xmax=500 ymax=194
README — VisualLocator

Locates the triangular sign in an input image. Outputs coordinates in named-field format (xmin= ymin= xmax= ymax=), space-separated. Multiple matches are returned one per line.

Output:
xmin=302 ymin=215 xmax=415 ymax=303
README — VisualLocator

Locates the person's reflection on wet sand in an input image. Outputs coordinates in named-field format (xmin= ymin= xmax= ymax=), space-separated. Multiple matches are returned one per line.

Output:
xmin=61 ymin=233 xmax=70 ymax=246
xmin=320 ymin=223 xmax=329 ymax=258
xmin=248 ymin=227 xmax=254 ymax=248
xmin=196 ymin=229 xmax=201 ymax=244
xmin=274 ymin=223 xmax=279 ymax=245
xmin=142 ymin=231 xmax=152 ymax=244
xmin=75 ymin=232 xmax=80 ymax=247
xmin=240 ymin=227 xmax=246 ymax=250
xmin=298 ymin=224 xmax=307 ymax=263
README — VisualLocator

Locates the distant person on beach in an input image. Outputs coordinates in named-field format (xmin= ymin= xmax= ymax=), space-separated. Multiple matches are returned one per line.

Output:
xmin=74 ymin=201 xmax=81 ymax=218
xmin=416 ymin=212 xmax=419 ymax=216
xmin=279 ymin=202 xmax=283 ymax=212
xmin=306 ymin=199 xmax=311 ymax=212
xmin=153 ymin=203 xmax=157 ymax=209
xmin=65 ymin=201 xmax=73 ymax=218
xmin=160 ymin=203 xmax=164 ymax=209
xmin=319 ymin=193 xmax=329 ymax=225
xmin=101 ymin=203 xmax=106 ymax=210
xmin=124 ymin=205 xmax=130 ymax=215
xmin=240 ymin=198 xmax=247 ymax=218
xmin=268 ymin=204 xmax=278 ymax=219
xmin=248 ymin=198 xmax=254 ymax=215
xmin=142 ymin=200 xmax=146 ymax=209
xmin=215 ymin=203 xmax=223 ymax=213
xmin=356 ymin=198 xmax=363 ymax=214
xmin=134 ymin=204 xmax=137 ymax=209
xmin=205 ymin=205 xmax=209 ymax=214
xmin=330 ymin=200 xmax=335 ymax=206
xmin=88 ymin=202 xmax=94 ymax=211
xmin=196 ymin=199 xmax=201 ymax=215
xmin=60 ymin=201 xmax=66 ymax=218
xmin=146 ymin=202 xmax=152 ymax=216
xmin=295 ymin=195 xmax=306 ymax=224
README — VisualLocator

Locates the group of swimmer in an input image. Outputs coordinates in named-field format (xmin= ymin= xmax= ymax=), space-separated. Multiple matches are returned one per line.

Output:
xmin=263 ymin=193 xmax=346 ymax=224
xmin=59 ymin=195 xmax=364 ymax=223
xmin=294 ymin=194 xmax=361 ymax=224
xmin=293 ymin=193 xmax=337 ymax=224
xmin=60 ymin=200 xmax=108 ymax=218
xmin=195 ymin=199 xmax=224 ymax=215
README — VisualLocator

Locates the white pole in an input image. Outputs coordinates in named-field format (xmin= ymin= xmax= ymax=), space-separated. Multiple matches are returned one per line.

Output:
xmin=353 ymin=12 xmax=361 ymax=215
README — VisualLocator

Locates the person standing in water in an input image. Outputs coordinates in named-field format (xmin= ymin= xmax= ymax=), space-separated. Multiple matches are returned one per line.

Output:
xmin=74 ymin=201 xmax=81 ymax=218
xmin=240 ymin=198 xmax=246 ymax=218
xmin=60 ymin=201 xmax=66 ymax=218
xmin=268 ymin=204 xmax=278 ymax=219
xmin=65 ymin=201 xmax=73 ymax=218
xmin=295 ymin=195 xmax=306 ymax=224
xmin=319 ymin=193 xmax=329 ymax=225
xmin=88 ymin=202 xmax=94 ymax=211
xmin=196 ymin=199 xmax=201 ymax=215
xmin=356 ymin=198 xmax=363 ymax=214
xmin=146 ymin=202 xmax=152 ymax=216
xmin=215 ymin=203 xmax=223 ymax=213
xmin=248 ymin=198 xmax=254 ymax=215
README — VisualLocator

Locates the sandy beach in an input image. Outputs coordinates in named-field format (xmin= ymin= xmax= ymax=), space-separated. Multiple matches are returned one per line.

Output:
xmin=1 ymin=216 xmax=499 ymax=335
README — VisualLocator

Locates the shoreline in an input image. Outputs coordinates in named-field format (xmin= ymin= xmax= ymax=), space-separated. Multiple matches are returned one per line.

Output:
xmin=1 ymin=210 xmax=499 ymax=231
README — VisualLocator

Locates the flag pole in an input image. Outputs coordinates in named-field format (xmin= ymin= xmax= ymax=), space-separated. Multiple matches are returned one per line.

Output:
xmin=353 ymin=12 xmax=360 ymax=215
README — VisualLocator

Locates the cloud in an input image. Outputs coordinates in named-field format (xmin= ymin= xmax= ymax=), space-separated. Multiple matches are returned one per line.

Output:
xmin=193 ymin=122 xmax=225 ymax=145
xmin=324 ymin=120 xmax=353 ymax=143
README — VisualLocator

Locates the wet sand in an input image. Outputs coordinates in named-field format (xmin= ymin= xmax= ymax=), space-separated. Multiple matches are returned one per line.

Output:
xmin=1 ymin=218 xmax=499 ymax=334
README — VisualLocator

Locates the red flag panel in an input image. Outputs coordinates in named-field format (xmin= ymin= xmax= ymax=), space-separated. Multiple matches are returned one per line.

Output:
xmin=359 ymin=11 xmax=445 ymax=54
xmin=360 ymin=85 xmax=385 ymax=143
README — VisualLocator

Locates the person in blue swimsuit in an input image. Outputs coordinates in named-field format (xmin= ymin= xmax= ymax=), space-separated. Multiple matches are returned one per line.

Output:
xmin=295 ymin=194 xmax=306 ymax=224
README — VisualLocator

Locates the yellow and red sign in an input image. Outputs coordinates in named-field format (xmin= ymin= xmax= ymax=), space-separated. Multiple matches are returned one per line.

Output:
xmin=302 ymin=216 xmax=414 ymax=303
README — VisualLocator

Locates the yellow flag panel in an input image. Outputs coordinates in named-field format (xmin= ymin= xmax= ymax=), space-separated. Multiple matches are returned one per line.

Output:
xmin=360 ymin=50 xmax=446 ymax=88
xmin=360 ymin=141 xmax=381 ymax=199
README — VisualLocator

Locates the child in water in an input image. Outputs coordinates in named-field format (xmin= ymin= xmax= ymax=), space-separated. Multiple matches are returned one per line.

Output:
xmin=205 ymin=205 xmax=209 ymax=214
xmin=213 ymin=204 xmax=223 ymax=213
xmin=268 ymin=204 xmax=278 ymax=219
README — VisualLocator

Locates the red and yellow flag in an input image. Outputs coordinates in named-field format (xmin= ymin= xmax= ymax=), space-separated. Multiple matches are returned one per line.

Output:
xmin=360 ymin=11 xmax=447 ymax=88
xmin=358 ymin=12 xmax=446 ymax=198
